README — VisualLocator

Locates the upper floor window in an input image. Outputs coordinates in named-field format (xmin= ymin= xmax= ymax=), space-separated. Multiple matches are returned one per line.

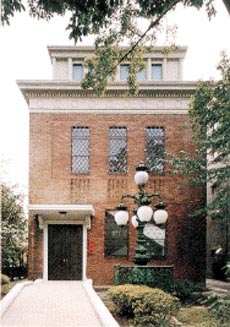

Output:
xmin=73 ymin=64 xmax=83 ymax=81
xmin=72 ymin=127 xmax=90 ymax=174
xmin=120 ymin=64 xmax=147 ymax=81
xmin=137 ymin=68 xmax=147 ymax=81
xmin=152 ymin=64 xmax=163 ymax=80
xmin=145 ymin=127 xmax=165 ymax=174
xmin=109 ymin=127 xmax=127 ymax=174
xmin=104 ymin=210 xmax=128 ymax=257
xmin=120 ymin=64 xmax=129 ymax=80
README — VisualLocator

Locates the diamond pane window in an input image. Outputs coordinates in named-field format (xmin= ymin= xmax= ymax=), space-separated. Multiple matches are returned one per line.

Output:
xmin=146 ymin=127 xmax=165 ymax=174
xmin=143 ymin=223 xmax=166 ymax=258
xmin=73 ymin=64 xmax=83 ymax=81
xmin=152 ymin=64 xmax=163 ymax=80
xmin=72 ymin=127 xmax=90 ymax=174
xmin=109 ymin=127 xmax=127 ymax=174
xmin=104 ymin=211 xmax=128 ymax=257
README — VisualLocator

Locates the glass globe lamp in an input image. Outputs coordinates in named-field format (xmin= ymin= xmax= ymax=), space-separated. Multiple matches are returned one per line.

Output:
xmin=114 ymin=202 xmax=129 ymax=226
xmin=153 ymin=202 xmax=168 ymax=224
xmin=134 ymin=171 xmax=149 ymax=186
xmin=134 ymin=162 xmax=149 ymax=187
xmin=137 ymin=205 xmax=153 ymax=222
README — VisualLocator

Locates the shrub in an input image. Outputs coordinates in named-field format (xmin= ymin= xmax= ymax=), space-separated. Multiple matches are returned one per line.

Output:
xmin=133 ymin=289 xmax=180 ymax=326
xmin=205 ymin=294 xmax=230 ymax=327
xmin=108 ymin=284 xmax=151 ymax=316
xmin=1 ymin=273 xmax=10 ymax=285
xmin=1 ymin=284 xmax=11 ymax=296
xmin=175 ymin=280 xmax=198 ymax=302
xmin=108 ymin=284 xmax=180 ymax=326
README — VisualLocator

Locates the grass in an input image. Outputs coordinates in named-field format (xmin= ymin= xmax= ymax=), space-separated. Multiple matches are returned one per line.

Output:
xmin=176 ymin=306 xmax=215 ymax=326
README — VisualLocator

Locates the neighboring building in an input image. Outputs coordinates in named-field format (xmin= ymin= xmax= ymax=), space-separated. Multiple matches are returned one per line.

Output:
xmin=18 ymin=46 xmax=206 ymax=285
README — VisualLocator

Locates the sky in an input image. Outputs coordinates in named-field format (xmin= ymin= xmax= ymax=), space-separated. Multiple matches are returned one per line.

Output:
xmin=0 ymin=1 xmax=230 ymax=197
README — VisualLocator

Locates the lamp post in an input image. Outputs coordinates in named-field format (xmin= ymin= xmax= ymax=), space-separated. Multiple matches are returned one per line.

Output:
xmin=114 ymin=162 xmax=168 ymax=265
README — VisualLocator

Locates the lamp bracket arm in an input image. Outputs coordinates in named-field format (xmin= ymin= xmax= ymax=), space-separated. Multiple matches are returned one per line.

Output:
xmin=146 ymin=193 xmax=161 ymax=200
xmin=121 ymin=194 xmax=138 ymax=203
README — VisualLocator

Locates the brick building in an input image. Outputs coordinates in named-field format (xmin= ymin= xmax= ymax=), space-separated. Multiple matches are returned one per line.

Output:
xmin=18 ymin=46 xmax=206 ymax=285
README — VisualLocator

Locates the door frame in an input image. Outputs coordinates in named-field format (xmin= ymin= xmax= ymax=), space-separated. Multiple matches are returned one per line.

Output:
xmin=43 ymin=220 xmax=87 ymax=281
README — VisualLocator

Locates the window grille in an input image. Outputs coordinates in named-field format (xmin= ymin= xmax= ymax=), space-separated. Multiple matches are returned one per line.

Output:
xmin=152 ymin=64 xmax=163 ymax=80
xmin=72 ymin=127 xmax=90 ymax=174
xmin=143 ymin=223 xmax=166 ymax=258
xmin=73 ymin=64 xmax=83 ymax=81
xmin=146 ymin=127 xmax=165 ymax=174
xmin=109 ymin=127 xmax=127 ymax=174
xmin=104 ymin=211 xmax=128 ymax=257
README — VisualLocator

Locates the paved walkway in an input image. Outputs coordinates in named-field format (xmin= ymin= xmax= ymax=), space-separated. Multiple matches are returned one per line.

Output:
xmin=206 ymin=278 xmax=230 ymax=293
xmin=1 ymin=281 xmax=105 ymax=327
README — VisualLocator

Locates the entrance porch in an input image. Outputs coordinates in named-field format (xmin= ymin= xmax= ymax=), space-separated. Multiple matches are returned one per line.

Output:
xmin=29 ymin=204 xmax=94 ymax=281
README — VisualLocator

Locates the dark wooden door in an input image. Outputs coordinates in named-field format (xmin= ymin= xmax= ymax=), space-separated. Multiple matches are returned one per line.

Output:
xmin=48 ymin=224 xmax=83 ymax=280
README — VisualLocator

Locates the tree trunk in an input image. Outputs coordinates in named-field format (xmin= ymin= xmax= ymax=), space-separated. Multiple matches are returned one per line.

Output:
xmin=223 ymin=0 xmax=230 ymax=15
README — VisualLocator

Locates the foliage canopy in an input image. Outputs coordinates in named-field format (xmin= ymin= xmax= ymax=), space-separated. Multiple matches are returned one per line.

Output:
xmin=1 ymin=183 xmax=28 ymax=278
xmin=169 ymin=52 xmax=230 ymax=223
xmin=1 ymin=0 xmax=221 ymax=95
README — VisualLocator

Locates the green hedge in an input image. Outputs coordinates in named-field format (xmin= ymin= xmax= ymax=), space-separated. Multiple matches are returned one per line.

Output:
xmin=114 ymin=264 xmax=174 ymax=293
xmin=109 ymin=284 xmax=180 ymax=326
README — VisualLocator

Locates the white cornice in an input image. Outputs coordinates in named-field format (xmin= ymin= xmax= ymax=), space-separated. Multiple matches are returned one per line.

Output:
xmin=47 ymin=45 xmax=188 ymax=60
xmin=29 ymin=204 xmax=95 ymax=217
xmin=17 ymin=80 xmax=197 ymax=104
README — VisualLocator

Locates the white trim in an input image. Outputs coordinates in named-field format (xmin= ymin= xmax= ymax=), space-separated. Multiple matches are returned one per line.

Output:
xmin=83 ymin=280 xmax=120 ymax=327
xmin=163 ymin=58 xmax=167 ymax=80
xmin=32 ymin=204 xmax=94 ymax=282
xmin=43 ymin=221 xmax=87 ymax=282
xmin=37 ymin=215 xmax=44 ymax=229
xmin=17 ymin=79 xmax=196 ymax=90
xmin=83 ymin=225 xmax=87 ymax=282
xmin=29 ymin=108 xmax=188 ymax=115
xmin=52 ymin=58 xmax=57 ymax=79
xmin=68 ymin=57 xmax=73 ymax=80
xmin=27 ymin=96 xmax=191 ymax=114
xmin=1 ymin=281 xmax=33 ymax=316
xmin=29 ymin=204 xmax=94 ymax=215
xmin=43 ymin=221 xmax=48 ymax=281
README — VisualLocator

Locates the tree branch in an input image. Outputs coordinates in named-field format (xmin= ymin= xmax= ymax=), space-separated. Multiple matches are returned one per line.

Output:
xmin=223 ymin=0 xmax=230 ymax=15
xmin=107 ymin=0 xmax=181 ymax=76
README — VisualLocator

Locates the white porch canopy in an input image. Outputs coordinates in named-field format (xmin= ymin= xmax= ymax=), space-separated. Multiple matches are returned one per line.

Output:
xmin=29 ymin=204 xmax=95 ymax=229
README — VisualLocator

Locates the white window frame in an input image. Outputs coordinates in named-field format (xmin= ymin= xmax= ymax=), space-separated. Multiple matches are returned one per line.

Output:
xmin=151 ymin=62 xmax=163 ymax=81
xmin=72 ymin=62 xmax=84 ymax=81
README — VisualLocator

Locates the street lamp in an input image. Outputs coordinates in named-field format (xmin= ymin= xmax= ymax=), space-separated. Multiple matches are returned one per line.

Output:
xmin=114 ymin=162 xmax=168 ymax=265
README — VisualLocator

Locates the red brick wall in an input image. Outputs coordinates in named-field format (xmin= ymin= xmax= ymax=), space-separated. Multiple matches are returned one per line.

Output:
xmin=29 ymin=112 xmax=206 ymax=284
